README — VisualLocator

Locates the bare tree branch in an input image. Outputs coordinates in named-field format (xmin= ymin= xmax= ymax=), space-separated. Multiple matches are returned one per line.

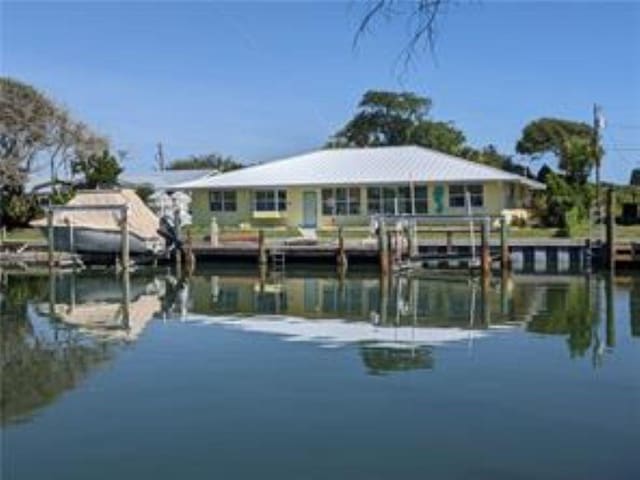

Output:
xmin=354 ymin=0 xmax=451 ymax=70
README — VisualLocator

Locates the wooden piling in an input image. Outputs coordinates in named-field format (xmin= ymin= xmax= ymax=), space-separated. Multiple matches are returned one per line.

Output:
xmin=210 ymin=217 xmax=219 ymax=247
xmin=481 ymin=217 xmax=491 ymax=277
xmin=605 ymin=272 xmax=615 ymax=348
xmin=185 ymin=227 xmax=195 ymax=274
xmin=47 ymin=208 xmax=54 ymax=268
xmin=120 ymin=205 xmax=130 ymax=271
xmin=584 ymin=238 xmax=592 ymax=272
xmin=378 ymin=220 xmax=389 ymax=275
xmin=605 ymin=188 xmax=615 ymax=272
xmin=408 ymin=221 xmax=418 ymax=258
xmin=387 ymin=231 xmax=396 ymax=271
xmin=174 ymin=207 xmax=182 ymax=273
xmin=258 ymin=229 xmax=267 ymax=268
xmin=121 ymin=269 xmax=131 ymax=330
xmin=336 ymin=226 xmax=348 ymax=271
xmin=481 ymin=272 xmax=490 ymax=325
xmin=446 ymin=231 xmax=453 ymax=256
xmin=500 ymin=216 xmax=511 ymax=272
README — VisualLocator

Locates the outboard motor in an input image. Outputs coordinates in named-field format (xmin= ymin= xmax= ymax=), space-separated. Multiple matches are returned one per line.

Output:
xmin=158 ymin=215 xmax=183 ymax=253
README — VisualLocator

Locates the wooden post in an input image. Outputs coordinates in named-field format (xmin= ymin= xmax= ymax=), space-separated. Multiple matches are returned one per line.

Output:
xmin=210 ymin=217 xmax=219 ymax=247
xmin=605 ymin=272 xmax=615 ymax=348
xmin=584 ymin=238 xmax=592 ymax=272
xmin=120 ymin=205 xmax=130 ymax=271
xmin=47 ymin=208 xmax=54 ymax=268
xmin=258 ymin=229 xmax=267 ymax=268
xmin=605 ymin=188 xmax=615 ymax=272
xmin=387 ymin=231 xmax=395 ymax=271
xmin=121 ymin=269 xmax=131 ymax=331
xmin=336 ymin=226 xmax=348 ymax=271
xmin=379 ymin=273 xmax=389 ymax=325
xmin=185 ymin=227 xmax=195 ymax=274
xmin=174 ymin=207 xmax=182 ymax=273
xmin=481 ymin=270 xmax=490 ymax=326
xmin=481 ymin=217 xmax=491 ymax=278
xmin=378 ymin=219 xmax=389 ymax=275
xmin=446 ymin=231 xmax=453 ymax=256
xmin=500 ymin=216 xmax=510 ymax=272
xmin=409 ymin=220 xmax=418 ymax=258
xmin=48 ymin=268 xmax=56 ymax=318
xmin=500 ymin=269 xmax=511 ymax=316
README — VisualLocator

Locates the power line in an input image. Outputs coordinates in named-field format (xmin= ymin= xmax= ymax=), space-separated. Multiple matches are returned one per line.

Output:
xmin=608 ymin=124 xmax=640 ymax=130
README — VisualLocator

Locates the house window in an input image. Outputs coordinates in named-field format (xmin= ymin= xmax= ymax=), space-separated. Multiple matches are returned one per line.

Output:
xmin=414 ymin=186 xmax=428 ymax=213
xmin=209 ymin=190 xmax=237 ymax=212
xmin=449 ymin=184 xmax=484 ymax=208
xmin=367 ymin=185 xmax=428 ymax=214
xmin=254 ymin=189 xmax=287 ymax=212
xmin=321 ymin=187 xmax=360 ymax=216
xmin=367 ymin=187 xmax=381 ymax=214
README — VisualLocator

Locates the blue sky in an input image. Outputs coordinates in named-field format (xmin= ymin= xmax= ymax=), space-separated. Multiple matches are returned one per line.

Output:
xmin=3 ymin=1 xmax=639 ymax=182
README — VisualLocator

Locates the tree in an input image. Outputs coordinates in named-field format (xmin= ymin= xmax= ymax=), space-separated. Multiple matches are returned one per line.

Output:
xmin=72 ymin=150 xmax=122 ymax=189
xmin=459 ymin=144 xmax=532 ymax=176
xmin=328 ymin=90 xmax=522 ymax=174
xmin=410 ymin=120 xmax=466 ymax=155
xmin=0 ymin=77 xmax=107 ymax=182
xmin=328 ymin=90 xmax=431 ymax=147
xmin=516 ymin=117 xmax=600 ymax=231
xmin=1 ymin=77 xmax=56 ymax=173
xmin=167 ymin=153 xmax=243 ymax=172
xmin=328 ymin=90 xmax=468 ymax=155
xmin=1 ymin=77 xmax=107 ymax=226
xmin=631 ymin=168 xmax=640 ymax=186
xmin=516 ymin=117 xmax=597 ymax=179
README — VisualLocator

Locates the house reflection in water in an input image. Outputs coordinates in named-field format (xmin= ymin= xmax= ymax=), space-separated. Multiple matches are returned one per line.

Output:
xmin=187 ymin=270 xmax=639 ymax=366
xmin=1 ymin=270 xmax=638 ymax=423
xmin=37 ymin=273 xmax=165 ymax=342
xmin=190 ymin=274 xmax=503 ymax=329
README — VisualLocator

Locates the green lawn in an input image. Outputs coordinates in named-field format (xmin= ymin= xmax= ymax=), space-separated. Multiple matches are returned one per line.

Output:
xmin=2 ymin=227 xmax=45 ymax=243
xmin=4 ymin=223 xmax=639 ymax=245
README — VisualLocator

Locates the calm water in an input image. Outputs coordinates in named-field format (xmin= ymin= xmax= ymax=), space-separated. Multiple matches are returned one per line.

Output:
xmin=1 ymin=266 xmax=639 ymax=479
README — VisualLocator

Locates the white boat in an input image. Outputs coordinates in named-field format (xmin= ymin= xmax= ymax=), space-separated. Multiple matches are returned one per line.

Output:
xmin=32 ymin=189 xmax=166 ymax=255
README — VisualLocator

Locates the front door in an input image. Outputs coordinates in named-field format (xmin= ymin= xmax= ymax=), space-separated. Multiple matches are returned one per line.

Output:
xmin=302 ymin=191 xmax=317 ymax=228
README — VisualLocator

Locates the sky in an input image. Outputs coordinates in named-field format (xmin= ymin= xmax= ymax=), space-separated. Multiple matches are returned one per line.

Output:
xmin=2 ymin=1 xmax=639 ymax=182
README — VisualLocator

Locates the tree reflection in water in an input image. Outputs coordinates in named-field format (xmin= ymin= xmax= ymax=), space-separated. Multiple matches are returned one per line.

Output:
xmin=1 ymin=275 xmax=115 ymax=425
xmin=525 ymin=280 xmax=595 ymax=357
xmin=360 ymin=345 xmax=434 ymax=375
xmin=2 ymin=269 xmax=637 ymax=423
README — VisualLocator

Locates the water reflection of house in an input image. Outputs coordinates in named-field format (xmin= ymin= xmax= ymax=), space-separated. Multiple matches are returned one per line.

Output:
xmin=37 ymin=274 xmax=164 ymax=342
xmin=189 ymin=274 xmax=525 ymax=328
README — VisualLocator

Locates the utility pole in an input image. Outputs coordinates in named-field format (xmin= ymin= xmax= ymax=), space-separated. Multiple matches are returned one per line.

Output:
xmin=593 ymin=104 xmax=605 ymax=220
xmin=155 ymin=142 xmax=165 ymax=171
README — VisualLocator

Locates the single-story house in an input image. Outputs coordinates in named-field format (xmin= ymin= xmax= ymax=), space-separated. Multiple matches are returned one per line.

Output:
xmin=176 ymin=145 xmax=544 ymax=230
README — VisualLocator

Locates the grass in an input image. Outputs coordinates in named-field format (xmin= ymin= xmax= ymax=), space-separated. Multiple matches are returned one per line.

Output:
xmin=2 ymin=227 xmax=45 ymax=242
xmin=5 ymin=223 xmax=640 ymax=245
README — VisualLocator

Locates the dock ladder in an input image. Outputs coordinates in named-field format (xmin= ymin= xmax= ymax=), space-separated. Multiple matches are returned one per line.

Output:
xmin=270 ymin=248 xmax=286 ymax=273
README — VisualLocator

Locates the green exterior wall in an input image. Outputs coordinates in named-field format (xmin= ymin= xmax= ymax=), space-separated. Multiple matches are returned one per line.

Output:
xmin=189 ymin=181 xmax=529 ymax=230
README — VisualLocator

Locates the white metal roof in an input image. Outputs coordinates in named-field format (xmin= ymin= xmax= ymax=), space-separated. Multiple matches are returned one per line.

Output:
xmin=175 ymin=145 xmax=544 ymax=190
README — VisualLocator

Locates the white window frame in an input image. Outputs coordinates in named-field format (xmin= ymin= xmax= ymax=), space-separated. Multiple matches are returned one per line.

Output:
xmin=449 ymin=184 xmax=484 ymax=209
xmin=254 ymin=189 xmax=287 ymax=212
xmin=321 ymin=187 xmax=360 ymax=216
xmin=209 ymin=190 xmax=237 ymax=212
